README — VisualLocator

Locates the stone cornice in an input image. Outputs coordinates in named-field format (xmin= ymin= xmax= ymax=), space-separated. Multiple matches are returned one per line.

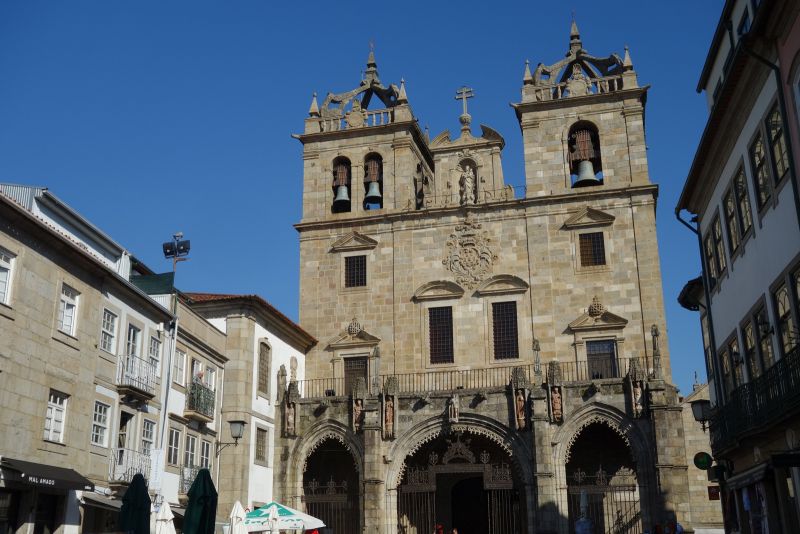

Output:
xmin=512 ymin=86 xmax=649 ymax=119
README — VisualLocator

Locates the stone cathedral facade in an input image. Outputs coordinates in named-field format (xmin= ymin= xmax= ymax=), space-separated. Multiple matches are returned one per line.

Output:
xmin=273 ymin=25 xmax=695 ymax=534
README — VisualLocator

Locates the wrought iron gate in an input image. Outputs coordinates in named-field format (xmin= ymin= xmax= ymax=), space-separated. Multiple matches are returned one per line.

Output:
xmin=566 ymin=468 xmax=643 ymax=534
xmin=304 ymin=478 xmax=359 ymax=534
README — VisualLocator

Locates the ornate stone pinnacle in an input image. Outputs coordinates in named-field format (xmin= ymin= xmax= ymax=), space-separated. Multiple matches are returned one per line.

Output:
xmin=397 ymin=78 xmax=408 ymax=104
xmin=308 ymin=92 xmax=320 ymax=117
xmin=588 ymin=296 xmax=605 ymax=318
xmin=348 ymin=317 xmax=362 ymax=335
xmin=523 ymin=59 xmax=533 ymax=84
xmin=623 ymin=45 xmax=634 ymax=70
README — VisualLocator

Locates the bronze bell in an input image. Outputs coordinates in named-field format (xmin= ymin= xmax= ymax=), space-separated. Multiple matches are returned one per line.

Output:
xmin=572 ymin=159 xmax=602 ymax=188
xmin=333 ymin=185 xmax=350 ymax=208
xmin=364 ymin=181 xmax=382 ymax=204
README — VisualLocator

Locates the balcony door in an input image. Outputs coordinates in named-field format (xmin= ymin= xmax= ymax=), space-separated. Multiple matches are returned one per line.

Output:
xmin=344 ymin=357 xmax=368 ymax=397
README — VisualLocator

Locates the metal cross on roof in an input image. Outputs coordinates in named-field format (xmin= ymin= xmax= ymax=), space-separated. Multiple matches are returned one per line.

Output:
xmin=455 ymin=86 xmax=474 ymax=116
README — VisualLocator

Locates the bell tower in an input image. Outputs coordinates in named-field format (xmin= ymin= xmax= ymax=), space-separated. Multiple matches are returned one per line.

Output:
xmin=296 ymin=49 xmax=433 ymax=222
xmin=513 ymin=20 xmax=648 ymax=197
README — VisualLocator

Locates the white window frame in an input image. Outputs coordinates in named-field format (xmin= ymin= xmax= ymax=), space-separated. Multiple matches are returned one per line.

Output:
xmin=184 ymin=434 xmax=197 ymax=467
xmin=204 ymin=365 xmax=216 ymax=391
xmin=173 ymin=350 xmax=186 ymax=386
xmin=44 ymin=390 xmax=68 ymax=443
xmin=148 ymin=336 xmax=161 ymax=370
xmin=58 ymin=284 xmax=79 ymax=336
xmin=141 ymin=419 xmax=155 ymax=455
xmin=200 ymin=440 xmax=211 ymax=469
xmin=191 ymin=358 xmax=203 ymax=383
xmin=126 ymin=324 xmax=141 ymax=358
xmin=167 ymin=428 xmax=181 ymax=465
xmin=90 ymin=401 xmax=110 ymax=447
xmin=100 ymin=309 xmax=118 ymax=354
xmin=0 ymin=246 xmax=15 ymax=305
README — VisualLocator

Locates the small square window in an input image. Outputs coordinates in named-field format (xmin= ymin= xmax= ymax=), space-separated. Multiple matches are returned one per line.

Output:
xmin=429 ymin=306 xmax=454 ymax=364
xmin=578 ymin=233 xmax=606 ymax=267
xmin=344 ymin=255 xmax=367 ymax=288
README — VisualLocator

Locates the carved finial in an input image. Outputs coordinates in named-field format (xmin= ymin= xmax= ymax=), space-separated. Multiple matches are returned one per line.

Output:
xmin=424 ymin=125 xmax=430 ymax=142
xmin=455 ymin=86 xmax=474 ymax=134
xmin=569 ymin=16 xmax=582 ymax=51
xmin=523 ymin=59 xmax=533 ymax=84
xmin=397 ymin=78 xmax=408 ymax=104
xmin=348 ymin=317 xmax=362 ymax=335
xmin=588 ymin=296 xmax=605 ymax=318
xmin=623 ymin=45 xmax=633 ymax=69
xmin=367 ymin=40 xmax=376 ymax=67
xmin=308 ymin=92 xmax=320 ymax=117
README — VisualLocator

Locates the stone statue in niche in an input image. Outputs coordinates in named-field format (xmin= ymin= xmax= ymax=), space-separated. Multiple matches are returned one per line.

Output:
xmin=284 ymin=401 xmax=296 ymax=437
xmin=448 ymin=393 xmax=460 ymax=423
xmin=459 ymin=165 xmax=476 ymax=205
xmin=515 ymin=389 xmax=527 ymax=430
xmin=566 ymin=63 xmax=591 ymax=97
xmin=384 ymin=396 xmax=395 ymax=439
xmin=632 ymin=380 xmax=644 ymax=418
xmin=550 ymin=386 xmax=563 ymax=423
xmin=353 ymin=398 xmax=364 ymax=431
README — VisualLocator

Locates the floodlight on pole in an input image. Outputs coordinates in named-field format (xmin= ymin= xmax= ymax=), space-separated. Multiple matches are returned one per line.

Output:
xmin=162 ymin=231 xmax=191 ymax=273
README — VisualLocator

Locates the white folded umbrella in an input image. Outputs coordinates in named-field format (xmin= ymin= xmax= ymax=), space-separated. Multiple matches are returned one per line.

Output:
xmin=154 ymin=501 xmax=177 ymax=534
xmin=229 ymin=501 xmax=248 ymax=534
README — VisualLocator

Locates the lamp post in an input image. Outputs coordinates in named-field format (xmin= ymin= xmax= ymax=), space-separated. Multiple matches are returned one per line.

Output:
xmin=690 ymin=398 xmax=712 ymax=432
xmin=216 ymin=420 xmax=247 ymax=457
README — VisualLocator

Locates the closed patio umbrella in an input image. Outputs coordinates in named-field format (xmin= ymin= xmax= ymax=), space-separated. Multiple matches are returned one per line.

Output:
xmin=183 ymin=468 xmax=218 ymax=534
xmin=120 ymin=473 xmax=151 ymax=534
xmin=229 ymin=501 xmax=247 ymax=534
xmin=154 ymin=501 xmax=177 ymax=534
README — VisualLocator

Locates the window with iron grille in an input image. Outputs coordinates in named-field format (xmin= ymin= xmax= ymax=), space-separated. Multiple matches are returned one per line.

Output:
xmin=767 ymin=104 xmax=790 ymax=182
xmin=344 ymin=255 xmax=367 ymax=288
xmin=578 ymin=232 xmax=606 ymax=267
xmin=585 ymin=340 xmax=617 ymax=379
xmin=492 ymin=302 xmax=519 ymax=359
xmin=429 ymin=306 xmax=454 ymax=364
xmin=749 ymin=134 xmax=772 ymax=209
xmin=258 ymin=343 xmax=271 ymax=397
xmin=344 ymin=357 xmax=368 ymax=396
xmin=255 ymin=428 xmax=268 ymax=465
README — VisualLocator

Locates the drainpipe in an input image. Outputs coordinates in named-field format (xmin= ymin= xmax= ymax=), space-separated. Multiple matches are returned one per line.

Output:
xmin=675 ymin=209 xmax=725 ymax=406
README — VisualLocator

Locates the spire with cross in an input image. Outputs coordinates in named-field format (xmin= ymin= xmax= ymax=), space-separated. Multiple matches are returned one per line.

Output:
xmin=455 ymin=86 xmax=474 ymax=134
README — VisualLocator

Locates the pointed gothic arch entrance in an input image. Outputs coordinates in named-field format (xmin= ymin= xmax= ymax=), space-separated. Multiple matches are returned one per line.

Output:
xmin=302 ymin=437 xmax=360 ymax=534
xmin=565 ymin=422 xmax=644 ymax=534
xmin=396 ymin=431 xmax=522 ymax=534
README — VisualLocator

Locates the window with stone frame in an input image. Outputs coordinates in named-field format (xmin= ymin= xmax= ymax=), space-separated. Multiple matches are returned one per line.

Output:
xmin=344 ymin=357 xmax=368 ymax=396
xmin=184 ymin=434 xmax=197 ymax=467
xmin=712 ymin=215 xmax=727 ymax=274
xmin=344 ymin=255 xmax=367 ymax=288
xmin=44 ymin=390 xmax=68 ymax=443
xmin=492 ymin=301 xmax=519 ymax=360
xmin=141 ymin=420 xmax=155 ymax=455
xmin=742 ymin=320 xmax=761 ymax=380
xmin=774 ymin=283 xmax=797 ymax=355
xmin=332 ymin=157 xmax=352 ymax=214
xmin=578 ymin=232 xmax=606 ymax=267
xmin=148 ymin=336 xmax=161 ymax=369
xmin=200 ymin=440 xmax=212 ymax=469
xmin=704 ymin=234 xmax=718 ymax=290
xmin=100 ymin=308 xmax=118 ymax=354
xmin=258 ymin=343 xmax=271 ymax=398
xmin=755 ymin=306 xmax=775 ymax=371
xmin=167 ymin=428 xmax=181 ymax=465
xmin=91 ymin=401 xmax=110 ymax=447
xmin=719 ymin=346 xmax=733 ymax=401
xmin=734 ymin=168 xmax=753 ymax=236
xmin=729 ymin=337 xmax=744 ymax=388
xmin=585 ymin=340 xmax=618 ymax=379
xmin=429 ymin=306 xmax=454 ymax=364
xmin=749 ymin=133 xmax=772 ymax=210
xmin=702 ymin=315 xmax=714 ymax=382
xmin=255 ymin=427 xmax=268 ymax=466
xmin=766 ymin=103 xmax=790 ymax=183
xmin=0 ymin=246 xmax=15 ymax=305
xmin=173 ymin=349 xmax=186 ymax=386
xmin=723 ymin=188 xmax=741 ymax=254
xmin=57 ymin=284 xmax=79 ymax=336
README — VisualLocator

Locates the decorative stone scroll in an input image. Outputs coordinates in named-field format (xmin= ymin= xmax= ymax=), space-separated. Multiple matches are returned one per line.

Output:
xmin=442 ymin=215 xmax=497 ymax=289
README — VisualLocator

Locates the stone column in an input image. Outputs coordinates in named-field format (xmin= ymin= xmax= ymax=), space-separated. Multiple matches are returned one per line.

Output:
xmin=361 ymin=401 xmax=385 ymax=533
xmin=531 ymin=386 xmax=558 ymax=534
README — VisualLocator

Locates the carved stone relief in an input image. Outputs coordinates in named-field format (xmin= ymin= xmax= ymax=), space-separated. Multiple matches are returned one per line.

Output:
xmin=442 ymin=216 xmax=497 ymax=289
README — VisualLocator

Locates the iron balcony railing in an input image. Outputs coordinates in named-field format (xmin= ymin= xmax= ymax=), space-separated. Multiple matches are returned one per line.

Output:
xmin=187 ymin=380 xmax=216 ymax=419
xmin=116 ymin=354 xmax=157 ymax=397
xmin=295 ymin=357 xmax=651 ymax=399
xmin=710 ymin=345 xmax=800 ymax=451
xmin=180 ymin=464 xmax=201 ymax=494
xmin=109 ymin=447 xmax=151 ymax=484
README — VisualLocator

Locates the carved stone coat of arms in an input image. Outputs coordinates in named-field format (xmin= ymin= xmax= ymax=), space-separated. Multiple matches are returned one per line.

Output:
xmin=442 ymin=217 xmax=497 ymax=288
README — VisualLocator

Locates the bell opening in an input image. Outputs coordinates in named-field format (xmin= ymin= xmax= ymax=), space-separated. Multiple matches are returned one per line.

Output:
xmin=364 ymin=155 xmax=383 ymax=210
xmin=568 ymin=122 xmax=603 ymax=188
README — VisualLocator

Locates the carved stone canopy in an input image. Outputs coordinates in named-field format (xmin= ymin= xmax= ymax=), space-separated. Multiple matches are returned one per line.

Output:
xmin=569 ymin=297 xmax=628 ymax=332
xmin=562 ymin=207 xmax=616 ymax=230
xmin=475 ymin=274 xmax=529 ymax=297
xmin=413 ymin=280 xmax=465 ymax=302
xmin=330 ymin=232 xmax=378 ymax=253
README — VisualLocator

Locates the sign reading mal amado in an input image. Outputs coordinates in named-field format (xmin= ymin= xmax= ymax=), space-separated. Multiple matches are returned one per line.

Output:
xmin=0 ymin=457 xmax=94 ymax=492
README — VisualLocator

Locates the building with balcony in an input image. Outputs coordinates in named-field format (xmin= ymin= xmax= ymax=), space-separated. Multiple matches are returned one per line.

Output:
xmin=0 ymin=186 xmax=174 ymax=534
xmin=185 ymin=293 xmax=316 ymax=518
xmin=273 ymin=25 xmax=713 ymax=534
xmin=676 ymin=0 xmax=800 ymax=532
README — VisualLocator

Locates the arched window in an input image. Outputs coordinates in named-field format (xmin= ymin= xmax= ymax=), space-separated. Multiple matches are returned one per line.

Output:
xmin=568 ymin=121 xmax=603 ymax=188
xmin=332 ymin=157 xmax=352 ymax=213
xmin=257 ymin=342 xmax=271 ymax=399
xmin=363 ymin=153 xmax=383 ymax=210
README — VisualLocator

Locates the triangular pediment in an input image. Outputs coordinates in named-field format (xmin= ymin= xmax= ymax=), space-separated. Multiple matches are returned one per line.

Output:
xmin=563 ymin=207 xmax=616 ymax=229
xmin=413 ymin=280 xmax=465 ymax=301
xmin=330 ymin=232 xmax=378 ymax=253
xmin=476 ymin=274 xmax=529 ymax=296
xmin=568 ymin=310 xmax=628 ymax=332
xmin=326 ymin=328 xmax=381 ymax=351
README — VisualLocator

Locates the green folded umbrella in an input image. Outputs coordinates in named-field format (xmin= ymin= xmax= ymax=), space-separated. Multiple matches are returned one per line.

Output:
xmin=183 ymin=468 xmax=218 ymax=534
xmin=120 ymin=473 xmax=151 ymax=534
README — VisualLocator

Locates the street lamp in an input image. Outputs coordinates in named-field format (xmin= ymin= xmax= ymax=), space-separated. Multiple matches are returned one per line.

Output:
xmin=690 ymin=398 xmax=712 ymax=432
xmin=216 ymin=420 xmax=247 ymax=457
xmin=162 ymin=232 xmax=191 ymax=273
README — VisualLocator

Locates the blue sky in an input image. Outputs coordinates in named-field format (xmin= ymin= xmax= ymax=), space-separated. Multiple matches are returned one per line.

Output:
xmin=0 ymin=1 xmax=722 ymax=394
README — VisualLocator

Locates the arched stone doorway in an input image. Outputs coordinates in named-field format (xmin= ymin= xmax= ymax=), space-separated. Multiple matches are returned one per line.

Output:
xmin=565 ymin=422 xmax=643 ymax=534
xmin=396 ymin=431 xmax=522 ymax=534
xmin=302 ymin=437 xmax=360 ymax=534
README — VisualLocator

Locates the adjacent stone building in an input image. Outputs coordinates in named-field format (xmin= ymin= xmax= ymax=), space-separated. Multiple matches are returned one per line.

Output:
xmin=274 ymin=24 xmax=710 ymax=534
